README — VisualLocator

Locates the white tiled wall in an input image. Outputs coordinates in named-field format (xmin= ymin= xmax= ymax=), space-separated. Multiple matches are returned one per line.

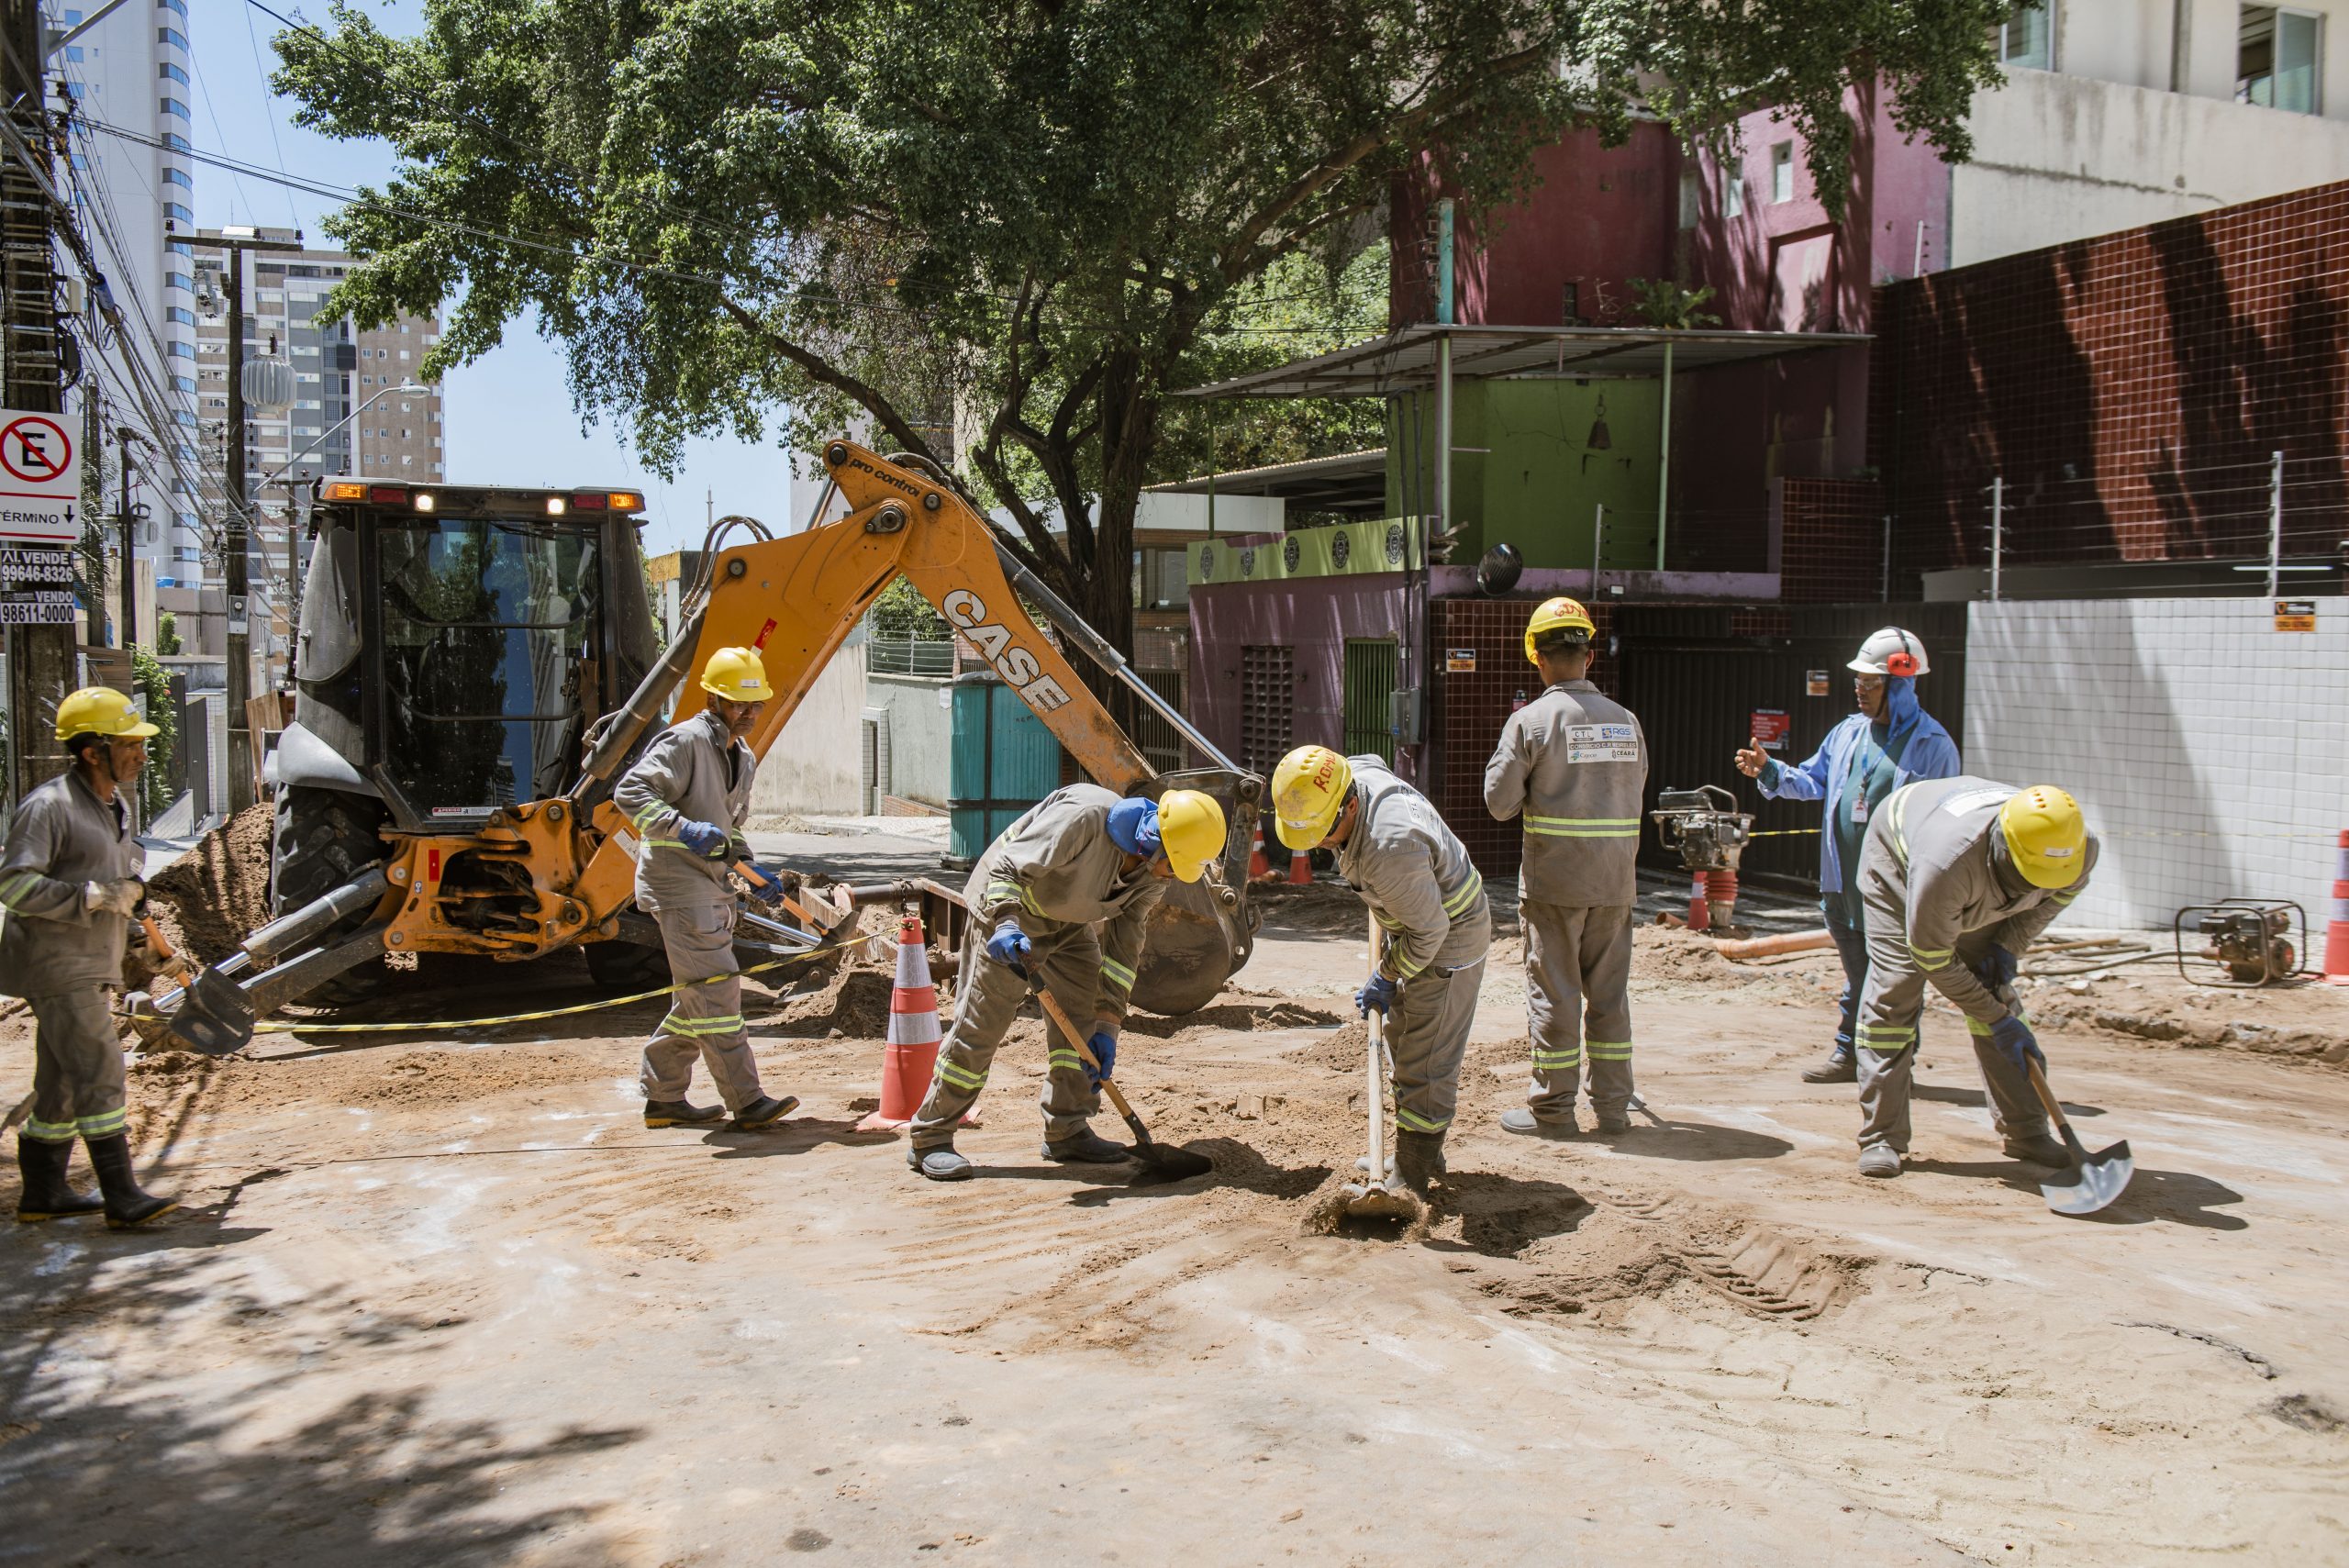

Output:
xmin=1964 ymin=597 xmax=2348 ymax=933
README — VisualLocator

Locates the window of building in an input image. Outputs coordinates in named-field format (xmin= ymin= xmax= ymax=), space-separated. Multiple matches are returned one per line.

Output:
xmin=161 ymin=166 xmax=193 ymax=191
xmin=62 ymin=8 xmax=82 ymax=21
xmin=160 ymin=96 xmax=189 ymax=119
xmin=159 ymin=26 xmax=187 ymax=50
xmin=164 ymin=306 xmax=195 ymax=327
xmin=159 ymin=61 xmax=188 ymax=86
xmin=1770 ymin=142 xmax=1794 ymax=203
xmin=167 ymin=340 xmax=194 ymax=359
xmin=158 ymin=0 xmax=188 ymax=19
xmin=1677 ymin=171 xmax=1699 ymax=229
xmin=172 ymin=374 xmax=195 ymax=394
xmin=64 ymin=44 xmax=83 ymax=61
xmin=1995 ymin=4 xmax=2052 ymax=68
xmin=161 ymin=200 xmax=191 ymax=225
xmin=2239 ymin=6 xmax=2321 ymax=112
xmin=1724 ymin=167 xmax=1744 ymax=218
xmin=165 ymin=270 xmax=191 ymax=292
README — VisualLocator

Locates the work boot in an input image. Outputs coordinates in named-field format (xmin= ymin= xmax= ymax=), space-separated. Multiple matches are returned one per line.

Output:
xmin=1857 ymin=1144 xmax=1902 ymax=1179
xmin=907 ymin=1142 xmax=974 ymax=1182
xmin=1801 ymin=1051 xmax=1859 ymax=1084
xmin=1394 ymin=1129 xmax=1446 ymax=1196
xmin=1041 ymin=1128 xmax=1131 ymax=1164
xmin=1593 ymin=1109 xmax=1632 ymax=1135
xmin=642 ymin=1099 xmax=726 ymax=1129
xmin=1499 ymin=1106 xmax=1576 ymax=1139
xmin=730 ymin=1095 xmax=800 ymax=1130
xmin=2001 ymin=1130 xmax=2071 ymax=1167
xmin=15 ymin=1136 xmax=103 ymax=1222
xmin=83 ymin=1134 xmax=176 ymax=1229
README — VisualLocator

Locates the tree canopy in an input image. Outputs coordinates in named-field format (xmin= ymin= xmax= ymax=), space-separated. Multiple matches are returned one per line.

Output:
xmin=276 ymin=0 xmax=2006 ymax=662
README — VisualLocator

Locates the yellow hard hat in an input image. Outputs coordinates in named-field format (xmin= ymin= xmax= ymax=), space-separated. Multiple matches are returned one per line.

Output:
xmin=1523 ymin=595 xmax=1596 ymax=665
xmin=698 ymin=646 xmax=774 ymax=703
xmin=1271 ymin=745 xmax=1353 ymax=851
xmin=1999 ymin=785 xmax=2087 ymax=888
xmin=1155 ymin=789 xmax=1228 ymax=884
xmin=55 ymin=685 xmax=159 ymax=742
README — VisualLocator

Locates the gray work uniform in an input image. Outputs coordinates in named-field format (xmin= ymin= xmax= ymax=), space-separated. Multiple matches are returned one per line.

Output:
xmin=1852 ymin=775 xmax=2100 ymax=1154
xmin=613 ymin=709 xmax=764 ymax=1110
xmin=1484 ymin=680 xmax=1648 ymax=1119
xmin=1336 ymin=758 xmax=1491 ymax=1138
xmin=0 ymin=770 xmax=142 ymax=1145
xmin=911 ymin=784 xmax=1161 ymax=1148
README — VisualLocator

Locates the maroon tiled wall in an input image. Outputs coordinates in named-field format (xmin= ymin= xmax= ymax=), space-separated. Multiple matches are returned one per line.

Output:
xmin=1428 ymin=596 xmax=1620 ymax=876
xmin=1871 ymin=179 xmax=2349 ymax=588
xmin=1777 ymin=476 xmax=1888 ymax=603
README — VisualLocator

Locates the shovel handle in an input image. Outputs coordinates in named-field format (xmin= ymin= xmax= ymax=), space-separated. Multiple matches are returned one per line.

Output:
xmin=2023 ymin=1058 xmax=2071 ymax=1136
xmin=1021 ymin=966 xmax=1149 ymax=1138
xmin=732 ymin=860 xmax=823 ymax=928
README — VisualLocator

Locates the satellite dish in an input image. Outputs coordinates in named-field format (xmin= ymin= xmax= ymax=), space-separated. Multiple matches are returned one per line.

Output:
xmin=1476 ymin=541 xmax=1523 ymax=595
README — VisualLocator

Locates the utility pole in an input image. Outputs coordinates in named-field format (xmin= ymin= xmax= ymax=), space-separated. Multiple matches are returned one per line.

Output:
xmin=3 ymin=0 xmax=72 ymax=802
xmin=206 ymin=229 xmax=301 ymax=813
xmin=117 ymin=425 xmax=140 ymax=648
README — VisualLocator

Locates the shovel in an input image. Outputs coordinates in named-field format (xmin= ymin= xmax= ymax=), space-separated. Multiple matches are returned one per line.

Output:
xmin=1021 ymin=965 xmax=1214 ymax=1183
xmin=2024 ymin=1058 xmax=2133 ymax=1216
xmin=1338 ymin=915 xmax=1425 ymax=1225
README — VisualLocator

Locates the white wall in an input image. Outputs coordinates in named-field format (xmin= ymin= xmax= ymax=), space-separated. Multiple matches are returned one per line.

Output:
xmin=1964 ymin=596 xmax=2348 ymax=931
xmin=1952 ymin=70 xmax=2349 ymax=266
xmin=749 ymin=636 xmax=868 ymax=817
xmin=867 ymin=673 xmax=955 ymax=806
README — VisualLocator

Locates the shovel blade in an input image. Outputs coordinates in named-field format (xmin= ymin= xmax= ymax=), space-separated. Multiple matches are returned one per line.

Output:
xmin=1339 ymin=1178 xmax=1425 ymax=1225
xmin=166 ymin=967 xmax=257 ymax=1057
xmin=2041 ymin=1140 xmax=2134 ymax=1216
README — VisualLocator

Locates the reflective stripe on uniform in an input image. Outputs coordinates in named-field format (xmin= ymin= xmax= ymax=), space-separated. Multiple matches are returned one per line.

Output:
xmin=658 ymin=1012 xmax=744 ymax=1038
xmin=936 ymin=1058 xmax=986 ymax=1093
xmin=1394 ymin=1105 xmax=1449 ymax=1133
xmin=0 ymin=869 xmax=42 ymax=908
xmin=1885 ymin=784 xmax=1916 ymax=865
xmin=1442 ymin=869 xmax=1485 ymax=917
xmin=1856 ymin=1023 xmax=1915 ymax=1052
xmin=76 ymin=1106 xmax=127 ymax=1138
xmin=20 ymin=1116 xmax=77 ymax=1143
xmin=1099 ymin=958 xmax=1136 ymax=994
xmin=1390 ymin=947 xmax=1429 ymax=979
xmin=1522 ymin=816 xmax=1640 ymax=838
xmin=984 ymin=881 xmax=1025 ymax=911
xmin=1531 ymin=1050 xmax=1581 ymax=1070
xmin=1585 ymin=1040 xmax=1632 ymax=1061
xmin=1909 ymin=944 xmax=1954 ymax=971
xmin=1046 ymin=1049 xmax=1084 ymax=1073
xmin=628 ymin=800 xmax=667 ymax=833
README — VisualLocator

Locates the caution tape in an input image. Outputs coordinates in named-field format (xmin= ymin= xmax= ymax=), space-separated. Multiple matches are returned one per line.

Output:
xmin=1746 ymin=828 xmax=1821 ymax=838
xmin=133 ymin=929 xmax=869 ymax=1041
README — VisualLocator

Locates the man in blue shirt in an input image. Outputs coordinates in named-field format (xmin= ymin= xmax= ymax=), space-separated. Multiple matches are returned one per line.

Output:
xmin=1734 ymin=628 xmax=1961 ymax=1084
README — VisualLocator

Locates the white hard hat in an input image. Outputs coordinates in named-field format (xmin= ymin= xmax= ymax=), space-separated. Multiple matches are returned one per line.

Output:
xmin=1848 ymin=627 xmax=1928 ymax=677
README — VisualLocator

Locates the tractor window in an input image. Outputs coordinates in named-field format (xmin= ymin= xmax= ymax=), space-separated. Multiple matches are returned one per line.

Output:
xmin=375 ymin=517 xmax=601 ymax=810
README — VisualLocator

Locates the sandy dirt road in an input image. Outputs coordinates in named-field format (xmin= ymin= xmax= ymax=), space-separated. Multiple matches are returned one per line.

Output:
xmin=3 ymin=886 xmax=2345 ymax=1566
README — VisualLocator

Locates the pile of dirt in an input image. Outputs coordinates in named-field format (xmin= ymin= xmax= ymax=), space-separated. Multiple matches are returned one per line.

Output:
xmin=2018 ymin=973 xmax=2349 ymax=1066
xmin=1285 ymin=1019 xmax=1368 ymax=1073
xmin=126 ymin=1040 xmax=623 ymax=1118
xmin=144 ymin=803 xmax=275 ymax=963
xmin=775 ymin=964 xmax=895 ymax=1038
xmin=1126 ymin=999 xmax=1341 ymax=1041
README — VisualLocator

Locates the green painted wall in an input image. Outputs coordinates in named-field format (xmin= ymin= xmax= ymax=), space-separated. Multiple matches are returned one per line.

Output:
xmin=1386 ymin=380 xmax=1662 ymax=570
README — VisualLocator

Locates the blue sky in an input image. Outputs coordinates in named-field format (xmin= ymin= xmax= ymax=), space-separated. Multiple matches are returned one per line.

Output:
xmin=189 ymin=0 xmax=797 ymax=554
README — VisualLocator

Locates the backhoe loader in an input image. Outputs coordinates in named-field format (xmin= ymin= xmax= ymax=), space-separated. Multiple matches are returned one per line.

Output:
xmin=137 ymin=441 xmax=1262 ymax=1053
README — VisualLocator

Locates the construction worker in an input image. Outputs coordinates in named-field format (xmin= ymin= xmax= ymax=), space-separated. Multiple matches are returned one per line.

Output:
xmin=907 ymin=786 xmax=1229 ymax=1181
xmin=614 ymin=646 xmax=799 ymax=1132
xmin=3 ymin=687 xmax=174 ymax=1227
xmin=1272 ymin=744 xmax=1488 ymax=1196
xmin=1735 ymin=627 xmax=1962 ymax=1084
xmin=1484 ymin=597 xmax=1648 ymax=1136
xmin=1848 ymin=776 xmax=2096 ymax=1179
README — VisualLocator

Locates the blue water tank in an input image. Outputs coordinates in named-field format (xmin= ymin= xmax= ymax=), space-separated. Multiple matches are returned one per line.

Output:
xmin=948 ymin=673 xmax=1065 ymax=862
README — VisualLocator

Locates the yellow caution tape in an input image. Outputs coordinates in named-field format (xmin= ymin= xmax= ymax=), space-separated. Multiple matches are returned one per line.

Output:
xmin=132 ymin=930 xmax=867 ymax=1041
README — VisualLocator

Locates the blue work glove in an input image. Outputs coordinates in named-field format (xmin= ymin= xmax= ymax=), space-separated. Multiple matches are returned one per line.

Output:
xmin=741 ymin=864 xmax=786 ymax=906
xmin=985 ymin=919 xmax=1032 ymax=972
xmin=1084 ymin=1029 xmax=1119 ymax=1090
xmin=1988 ymin=1014 xmax=2045 ymax=1075
xmin=1355 ymin=973 xmax=1397 ymax=1018
xmin=1973 ymin=945 xmax=2019 ymax=991
xmin=676 ymin=818 xmax=729 ymax=860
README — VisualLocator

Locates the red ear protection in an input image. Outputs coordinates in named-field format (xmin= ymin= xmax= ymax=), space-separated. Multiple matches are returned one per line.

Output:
xmin=1885 ymin=631 xmax=1919 ymax=678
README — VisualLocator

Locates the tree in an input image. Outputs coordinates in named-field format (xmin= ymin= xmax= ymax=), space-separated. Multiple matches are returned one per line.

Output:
xmin=275 ymin=0 xmax=2005 ymax=691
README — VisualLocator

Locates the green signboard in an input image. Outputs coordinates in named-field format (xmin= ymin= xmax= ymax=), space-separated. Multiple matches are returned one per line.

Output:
xmin=1187 ymin=516 xmax=1424 ymax=588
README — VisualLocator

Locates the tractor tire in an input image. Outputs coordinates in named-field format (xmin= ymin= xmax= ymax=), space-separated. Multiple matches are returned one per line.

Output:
xmin=271 ymin=784 xmax=392 ymax=1006
xmin=584 ymin=937 xmax=671 ymax=993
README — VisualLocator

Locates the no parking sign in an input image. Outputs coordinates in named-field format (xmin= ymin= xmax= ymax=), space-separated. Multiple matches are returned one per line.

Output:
xmin=0 ymin=408 xmax=82 ymax=545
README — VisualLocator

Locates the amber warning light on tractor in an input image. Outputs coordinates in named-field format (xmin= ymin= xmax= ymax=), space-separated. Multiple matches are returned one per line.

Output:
xmin=321 ymin=481 xmax=367 ymax=501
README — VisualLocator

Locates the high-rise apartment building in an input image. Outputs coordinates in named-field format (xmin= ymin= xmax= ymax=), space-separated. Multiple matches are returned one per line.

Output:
xmin=48 ymin=0 xmax=204 ymax=607
xmin=185 ymin=229 xmax=446 ymax=661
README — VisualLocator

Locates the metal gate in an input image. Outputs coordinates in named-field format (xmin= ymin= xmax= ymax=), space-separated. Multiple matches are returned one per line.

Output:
xmin=1131 ymin=669 xmax=1187 ymax=774
xmin=1239 ymin=645 xmax=1293 ymax=777
xmin=1342 ymin=639 xmax=1397 ymax=763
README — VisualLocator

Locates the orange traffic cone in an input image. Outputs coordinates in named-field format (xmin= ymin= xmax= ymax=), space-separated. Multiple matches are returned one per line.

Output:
xmin=854 ymin=913 xmax=974 ymax=1130
xmin=2324 ymin=829 xmax=2349 ymax=986
xmin=1287 ymin=846 xmax=1312 ymax=884
xmin=1248 ymin=819 xmax=1275 ymax=883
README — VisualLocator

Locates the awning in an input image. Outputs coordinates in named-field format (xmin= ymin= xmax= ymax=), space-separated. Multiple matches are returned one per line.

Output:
xmin=1176 ymin=323 xmax=1869 ymax=399
xmin=1144 ymin=447 xmax=1387 ymax=517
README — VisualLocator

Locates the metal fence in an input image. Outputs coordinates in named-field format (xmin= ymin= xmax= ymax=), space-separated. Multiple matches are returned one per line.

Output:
xmin=866 ymin=636 xmax=955 ymax=677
